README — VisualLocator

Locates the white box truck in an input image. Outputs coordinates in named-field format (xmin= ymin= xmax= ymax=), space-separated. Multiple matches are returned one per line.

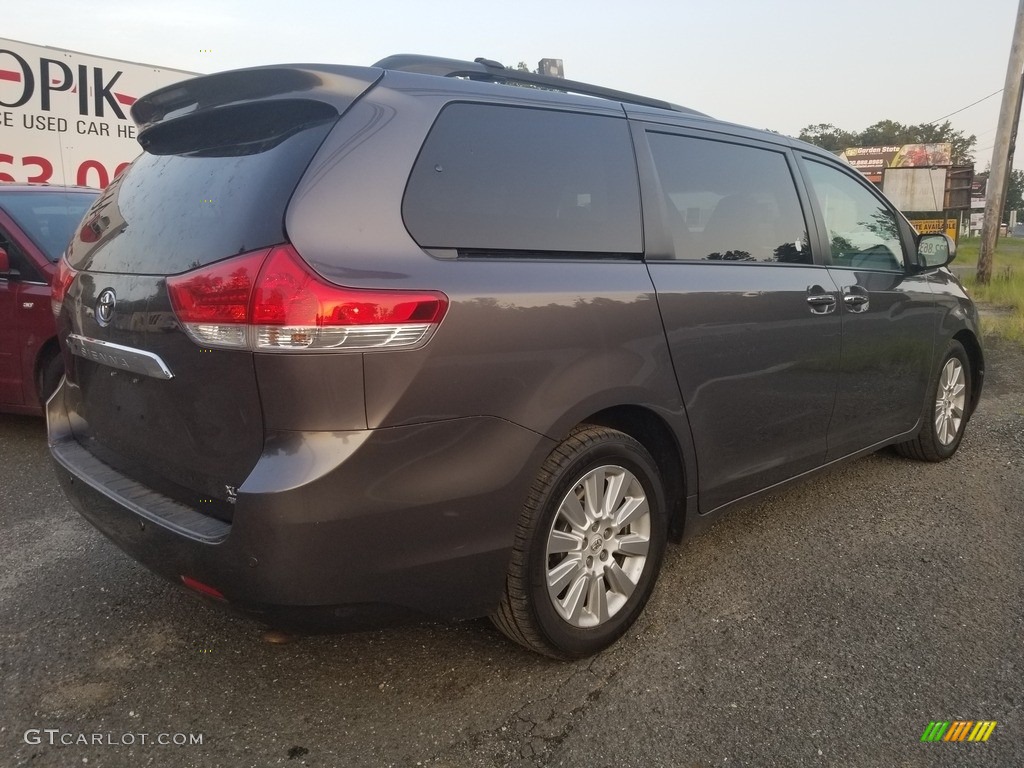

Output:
xmin=0 ymin=38 xmax=195 ymax=188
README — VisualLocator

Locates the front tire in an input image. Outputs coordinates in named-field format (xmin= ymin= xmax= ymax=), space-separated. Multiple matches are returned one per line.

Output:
xmin=896 ymin=340 xmax=971 ymax=461
xmin=491 ymin=425 xmax=668 ymax=659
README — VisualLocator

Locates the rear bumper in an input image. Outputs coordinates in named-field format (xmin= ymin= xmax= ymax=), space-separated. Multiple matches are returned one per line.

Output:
xmin=48 ymin=380 xmax=554 ymax=629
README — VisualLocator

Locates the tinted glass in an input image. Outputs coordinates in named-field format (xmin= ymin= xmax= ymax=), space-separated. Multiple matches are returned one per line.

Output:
xmin=803 ymin=160 xmax=905 ymax=271
xmin=403 ymin=104 xmax=642 ymax=255
xmin=66 ymin=122 xmax=333 ymax=275
xmin=0 ymin=190 xmax=97 ymax=261
xmin=647 ymin=133 xmax=810 ymax=264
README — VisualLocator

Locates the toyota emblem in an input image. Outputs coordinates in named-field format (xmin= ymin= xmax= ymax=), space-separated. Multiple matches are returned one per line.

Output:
xmin=96 ymin=288 xmax=117 ymax=327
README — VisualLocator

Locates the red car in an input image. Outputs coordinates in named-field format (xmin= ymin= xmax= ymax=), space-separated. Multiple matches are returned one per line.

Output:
xmin=0 ymin=184 xmax=98 ymax=415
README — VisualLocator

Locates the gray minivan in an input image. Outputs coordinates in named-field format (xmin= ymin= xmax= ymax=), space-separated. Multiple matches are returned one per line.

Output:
xmin=48 ymin=56 xmax=983 ymax=658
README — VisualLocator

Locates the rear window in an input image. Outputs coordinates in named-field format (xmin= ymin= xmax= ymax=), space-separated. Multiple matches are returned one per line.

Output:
xmin=67 ymin=119 xmax=335 ymax=275
xmin=0 ymin=190 xmax=97 ymax=261
xmin=403 ymin=103 xmax=642 ymax=256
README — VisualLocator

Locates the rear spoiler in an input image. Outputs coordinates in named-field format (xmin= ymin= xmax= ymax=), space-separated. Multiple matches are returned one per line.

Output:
xmin=131 ymin=64 xmax=383 ymax=135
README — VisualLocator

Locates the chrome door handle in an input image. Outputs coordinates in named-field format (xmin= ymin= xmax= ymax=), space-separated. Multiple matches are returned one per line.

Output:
xmin=806 ymin=294 xmax=836 ymax=315
xmin=843 ymin=294 xmax=869 ymax=312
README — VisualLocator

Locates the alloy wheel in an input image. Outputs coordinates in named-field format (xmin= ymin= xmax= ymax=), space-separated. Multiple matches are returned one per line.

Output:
xmin=545 ymin=465 xmax=651 ymax=628
xmin=934 ymin=357 xmax=966 ymax=446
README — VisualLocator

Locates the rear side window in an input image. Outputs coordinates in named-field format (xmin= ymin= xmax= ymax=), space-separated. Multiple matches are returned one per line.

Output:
xmin=646 ymin=132 xmax=811 ymax=264
xmin=403 ymin=104 xmax=642 ymax=256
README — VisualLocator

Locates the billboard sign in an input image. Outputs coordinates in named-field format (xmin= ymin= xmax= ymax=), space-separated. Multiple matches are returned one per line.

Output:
xmin=882 ymin=168 xmax=948 ymax=212
xmin=842 ymin=143 xmax=953 ymax=184
xmin=970 ymin=177 xmax=987 ymax=210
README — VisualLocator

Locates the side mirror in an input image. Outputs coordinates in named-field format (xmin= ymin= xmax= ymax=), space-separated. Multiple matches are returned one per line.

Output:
xmin=0 ymin=246 xmax=12 ymax=277
xmin=916 ymin=233 xmax=956 ymax=269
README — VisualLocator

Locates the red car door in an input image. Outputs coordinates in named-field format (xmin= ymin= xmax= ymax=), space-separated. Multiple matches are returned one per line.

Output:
xmin=0 ymin=215 xmax=57 ymax=411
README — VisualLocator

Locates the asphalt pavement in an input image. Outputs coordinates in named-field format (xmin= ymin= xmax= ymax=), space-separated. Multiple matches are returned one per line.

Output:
xmin=1 ymin=340 xmax=1022 ymax=768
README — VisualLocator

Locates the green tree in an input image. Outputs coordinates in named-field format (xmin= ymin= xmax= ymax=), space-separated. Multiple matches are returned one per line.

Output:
xmin=797 ymin=123 xmax=858 ymax=153
xmin=858 ymin=119 xmax=914 ymax=145
xmin=1004 ymin=169 xmax=1024 ymax=224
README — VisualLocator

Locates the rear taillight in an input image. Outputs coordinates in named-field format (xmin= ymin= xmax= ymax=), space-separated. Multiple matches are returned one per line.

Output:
xmin=166 ymin=245 xmax=448 ymax=352
xmin=51 ymin=256 xmax=77 ymax=317
xmin=165 ymin=249 xmax=265 ymax=349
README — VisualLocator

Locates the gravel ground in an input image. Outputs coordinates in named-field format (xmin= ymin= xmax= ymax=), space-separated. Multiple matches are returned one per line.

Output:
xmin=1 ymin=338 xmax=1021 ymax=768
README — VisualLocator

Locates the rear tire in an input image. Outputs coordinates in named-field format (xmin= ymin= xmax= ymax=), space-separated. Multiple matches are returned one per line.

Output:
xmin=38 ymin=350 xmax=64 ymax=404
xmin=895 ymin=340 xmax=971 ymax=462
xmin=491 ymin=425 xmax=668 ymax=659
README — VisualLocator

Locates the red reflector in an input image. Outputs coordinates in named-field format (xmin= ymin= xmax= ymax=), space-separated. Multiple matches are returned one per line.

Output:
xmin=180 ymin=575 xmax=226 ymax=601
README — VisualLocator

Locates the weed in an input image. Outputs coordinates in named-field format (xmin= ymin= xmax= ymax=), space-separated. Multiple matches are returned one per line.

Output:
xmin=957 ymin=237 xmax=1024 ymax=343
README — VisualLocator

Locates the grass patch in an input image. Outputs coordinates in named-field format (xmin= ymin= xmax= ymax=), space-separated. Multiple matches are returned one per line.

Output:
xmin=956 ymin=237 xmax=1024 ymax=343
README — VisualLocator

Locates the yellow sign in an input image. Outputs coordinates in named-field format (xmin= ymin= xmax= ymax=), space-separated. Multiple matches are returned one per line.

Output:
xmin=911 ymin=218 xmax=957 ymax=241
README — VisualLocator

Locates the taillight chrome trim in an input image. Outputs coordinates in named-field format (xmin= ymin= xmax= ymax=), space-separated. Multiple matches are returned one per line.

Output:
xmin=178 ymin=321 xmax=443 ymax=353
xmin=66 ymin=334 xmax=175 ymax=380
xmin=252 ymin=321 xmax=441 ymax=352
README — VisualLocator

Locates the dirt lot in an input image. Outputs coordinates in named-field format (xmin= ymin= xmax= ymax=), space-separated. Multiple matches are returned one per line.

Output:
xmin=1 ymin=338 xmax=1021 ymax=768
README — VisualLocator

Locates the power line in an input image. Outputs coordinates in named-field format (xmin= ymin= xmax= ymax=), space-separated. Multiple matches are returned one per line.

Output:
xmin=927 ymin=88 xmax=1004 ymax=125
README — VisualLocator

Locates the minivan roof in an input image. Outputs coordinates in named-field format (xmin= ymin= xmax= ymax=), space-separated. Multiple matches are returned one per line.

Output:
xmin=373 ymin=54 xmax=706 ymax=116
xmin=127 ymin=56 xmax=837 ymax=164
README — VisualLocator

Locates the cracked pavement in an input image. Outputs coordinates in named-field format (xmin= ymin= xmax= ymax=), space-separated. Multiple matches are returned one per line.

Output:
xmin=2 ymin=339 xmax=1022 ymax=768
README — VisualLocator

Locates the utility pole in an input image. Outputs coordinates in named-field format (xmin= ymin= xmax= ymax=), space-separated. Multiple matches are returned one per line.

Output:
xmin=979 ymin=0 xmax=1024 ymax=284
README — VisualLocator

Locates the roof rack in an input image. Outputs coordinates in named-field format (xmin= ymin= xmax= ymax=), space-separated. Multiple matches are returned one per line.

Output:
xmin=372 ymin=54 xmax=701 ymax=115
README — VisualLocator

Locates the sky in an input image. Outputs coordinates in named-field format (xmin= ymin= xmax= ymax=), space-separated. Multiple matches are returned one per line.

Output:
xmin=6 ymin=0 xmax=1023 ymax=167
